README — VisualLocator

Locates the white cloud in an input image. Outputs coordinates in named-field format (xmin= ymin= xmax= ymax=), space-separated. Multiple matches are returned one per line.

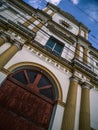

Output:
xmin=71 ymin=0 xmax=79 ymax=5
xmin=27 ymin=0 xmax=61 ymax=8
xmin=28 ymin=0 xmax=37 ymax=4
xmin=46 ymin=0 xmax=61 ymax=5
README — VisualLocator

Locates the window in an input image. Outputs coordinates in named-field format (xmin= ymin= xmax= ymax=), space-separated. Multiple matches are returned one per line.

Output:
xmin=11 ymin=69 xmax=55 ymax=100
xmin=46 ymin=37 xmax=64 ymax=55
xmin=60 ymin=20 xmax=72 ymax=29
xmin=96 ymin=62 xmax=98 ymax=67
xmin=61 ymin=20 xmax=70 ymax=28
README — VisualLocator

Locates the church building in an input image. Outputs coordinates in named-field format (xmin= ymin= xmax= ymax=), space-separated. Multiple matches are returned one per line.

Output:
xmin=0 ymin=0 xmax=98 ymax=130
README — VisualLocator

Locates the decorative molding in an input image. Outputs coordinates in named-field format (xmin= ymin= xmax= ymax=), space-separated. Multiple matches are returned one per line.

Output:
xmin=26 ymin=41 xmax=98 ymax=84
xmin=25 ymin=45 xmax=71 ymax=75
xmin=0 ymin=15 xmax=36 ymax=40
xmin=0 ymin=31 xmax=10 ymax=42
xmin=91 ymin=76 xmax=98 ymax=86
xmin=7 ymin=0 xmax=36 ymax=15
xmin=47 ymin=24 xmax=75 ymax=45
xmin=5 ymin=30 xmax=26 ymax=44
xmin=60 ymin=20 xmax=72 ymax=29
xmin=80 ymin=81 xmax=93 ymax=89
xmin=14 ymin=40 xmax=24 ymax=50
xmin=0 ymin=67 xmax=10 ymax=75
xmin=37 ymin=9 xmax=52 ymax=21
xmin=7 ymin=61 xmax=63 ymax=102
xmin=72 ymin=58 xmax=97 ymax=77
xmin=47 ymin=2 xmax=90 ymax=32
xmin=70 ymin=75 xmax=80 ymax=83
xmin=56 ymin=100 xmax=65 ymax=107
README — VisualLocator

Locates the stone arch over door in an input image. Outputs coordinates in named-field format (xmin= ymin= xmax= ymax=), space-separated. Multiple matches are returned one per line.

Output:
xmin=0 ymin=62 xmax=62 ymax=130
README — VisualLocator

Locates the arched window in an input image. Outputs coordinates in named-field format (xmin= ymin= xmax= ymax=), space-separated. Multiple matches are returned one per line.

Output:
xmin=10 ymin=69 xmax=55 ymax=101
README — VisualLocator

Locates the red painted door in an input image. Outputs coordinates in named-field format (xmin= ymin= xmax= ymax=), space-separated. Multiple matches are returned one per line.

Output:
xmin=0 ymin=69 xmax=55 ymax=130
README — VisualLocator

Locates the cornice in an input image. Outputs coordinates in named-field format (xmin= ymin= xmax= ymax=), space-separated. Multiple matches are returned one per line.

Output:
xmin=47 ymin=3 xmax=90 ymax=32
xmin=73 ymin=69 xmax=98 ymax=88
xmin=48 ymin=20 xmax=76 ymax=39
xmin=47 ymin=24 xmax=75 ymax=45
xmin=80 ymin=82 xmax=92 ymax=89
xmin=91 ymin=77 xmax=98 ymax=87
xmin=76 ymin=35 xmax=91 ymax=47
xmin=89 ymin=47 xmax=98 ymax=58
xmin=79 ymin=22 xmax=90 ymax=33
xmin=73 ymin=68 xmax=98 ymax=88
xmin=26 ymin=40 xmax=73 ymax=71
xmin=47 ymin=2 xmax=60 ymax=12
xmin=48 ymin=20 xmax=91 ymax=47
xmin=0 ymin=67 xmax=10 ymax=75
xmin=0 ymin=16 xmax=36 ymax=40
xmin=37 ymin=9 xmax=52 ymax=21
xmin=72 ymin=58 xmax=96 ymax=76
xmin=7 ymin=0 xmax=37 ymax=15
xmin=26 ymin=40 xmax=98 ymax=82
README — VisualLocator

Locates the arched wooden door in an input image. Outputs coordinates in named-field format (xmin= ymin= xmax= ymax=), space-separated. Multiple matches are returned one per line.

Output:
xmin=0 ymin=69 xmax=56 ymax=130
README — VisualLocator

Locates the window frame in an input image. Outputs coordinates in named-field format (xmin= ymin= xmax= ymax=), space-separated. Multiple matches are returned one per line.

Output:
xmin=45 ymin=37 xmax=64 ymax=56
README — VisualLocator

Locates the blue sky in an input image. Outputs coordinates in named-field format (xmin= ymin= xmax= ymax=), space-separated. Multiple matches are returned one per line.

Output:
xmin=23 ymin=0 xmax=98 ymax=49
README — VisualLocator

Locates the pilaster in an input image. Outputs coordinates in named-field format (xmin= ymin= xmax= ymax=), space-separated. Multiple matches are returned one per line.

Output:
xmin=79 ymin=82 xmax=91 ymax=130
xmin=44 ymin=7 xmax=50 ymax=13
xmin=61 ymin=76 xmax=79 ymax=130
xmin=23 ymin=16 xmax=37 ymax=27
xmin=74 ymin=43 xmax=80 ymax=60
xmin=83 ymin=47 xmax=88 ymax=64
xmin=0 ymin=32 xmax=10 ymax=46
xmin=33 ymin=21 xmax=44 ymax=32
xmin=0 ymin=40 xmax=23 ymax=68
xmin=50 ymin=12 xmax=55 ymax=16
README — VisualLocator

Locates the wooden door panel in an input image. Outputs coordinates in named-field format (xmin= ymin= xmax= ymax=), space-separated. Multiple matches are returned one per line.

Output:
xmin=0 ymin=106 xmax=43 ymax=130
xmin=0 ymin=79 xmax=53 ymax=130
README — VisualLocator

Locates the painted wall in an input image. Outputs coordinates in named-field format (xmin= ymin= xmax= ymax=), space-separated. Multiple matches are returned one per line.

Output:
xmin=3 ymin=45 xmax=71 ymax=129
xmin=52 ymin=13 xmax=79 ymax=35
xmin=50 ymin=104 xmax=64 ymax=130
xmin=1 ymin=45 xmax=97 ymax=130
xmin=35 ymin=26 xmax=76 ymax=62
xmin=4 ymin=45 xmax=71 ymax=103
xmin=90 ymin=89 xmax=98 ymax=130
xmin=0 ymin=42 xmax=11 ymax=54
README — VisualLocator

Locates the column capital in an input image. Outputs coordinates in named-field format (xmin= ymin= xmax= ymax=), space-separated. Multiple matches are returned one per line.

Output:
xmin=81 ymin=81 xmax=92 ymax=89
xmin=70 ymin=76 xmax=79 ymax=83
xmin=0 ymin=31 xmax=10 ymax=43
xmin=13 ymin=40 xmax=24 ymax=50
